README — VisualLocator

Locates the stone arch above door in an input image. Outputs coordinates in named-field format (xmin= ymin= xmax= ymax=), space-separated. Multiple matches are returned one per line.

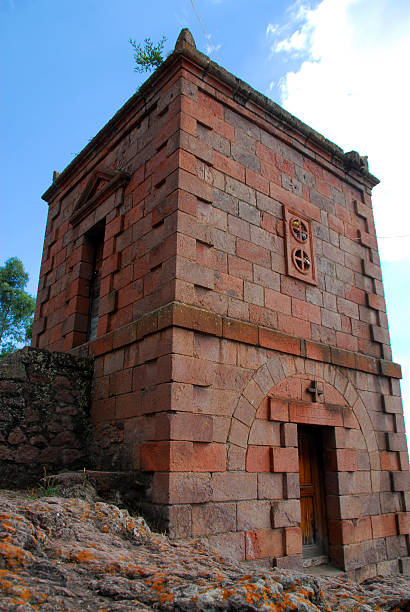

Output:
xmin=227 ymin=353 xmax=380 ymax=471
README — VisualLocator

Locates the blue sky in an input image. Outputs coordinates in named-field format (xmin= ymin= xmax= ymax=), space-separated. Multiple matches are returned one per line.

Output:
xmin=1 ymin=0 xmax=409 ymax=425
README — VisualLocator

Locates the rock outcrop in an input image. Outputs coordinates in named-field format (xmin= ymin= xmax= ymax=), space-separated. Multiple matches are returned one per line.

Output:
xmin=0 ymin=488 xmax=409 ymax=610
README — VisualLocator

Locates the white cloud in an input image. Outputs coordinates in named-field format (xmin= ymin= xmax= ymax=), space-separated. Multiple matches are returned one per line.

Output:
xmin=266 ymin=23 xmax=278 ymax=36
xmin=268 ymin=0 xmax=410 ymax=262
xmin=204 ymin=33 xmax=221 ymax=56
xmin=275 ymin=29 xmax=309 ymax=53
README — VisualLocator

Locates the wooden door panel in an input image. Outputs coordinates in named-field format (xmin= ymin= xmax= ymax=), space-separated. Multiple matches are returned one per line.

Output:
xmin=299 ymin=434 xmax=312 ymax=485
xmin=301 ymin=495 xmax=314 ymax=545
xmin=298 ymin=427 xmax=328 ymax=556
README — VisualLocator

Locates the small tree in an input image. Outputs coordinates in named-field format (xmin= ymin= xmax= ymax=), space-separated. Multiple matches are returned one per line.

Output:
xmin=0 ymin=258 xmax=36 ymax=357
xmin=129 ymin=36 xmax=167 ymax=74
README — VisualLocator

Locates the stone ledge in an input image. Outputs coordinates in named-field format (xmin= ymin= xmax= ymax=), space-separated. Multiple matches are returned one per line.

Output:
xmin=78 ymin=301 xmax=402 ymax=379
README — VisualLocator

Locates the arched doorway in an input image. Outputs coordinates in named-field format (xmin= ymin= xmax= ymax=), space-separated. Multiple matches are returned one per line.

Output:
xmin=227 ymin=355 xmax=378 ymax=571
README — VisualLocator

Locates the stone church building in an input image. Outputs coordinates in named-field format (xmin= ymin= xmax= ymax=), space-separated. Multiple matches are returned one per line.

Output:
xmin=32 ymin=29 xmax=409 ymax=578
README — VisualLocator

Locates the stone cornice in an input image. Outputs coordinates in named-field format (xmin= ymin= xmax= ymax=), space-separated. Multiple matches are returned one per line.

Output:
xmin=72 ymin=301 xmax=402 ymax=379
xmin=43 ymin=29 xmax=379 ymax=204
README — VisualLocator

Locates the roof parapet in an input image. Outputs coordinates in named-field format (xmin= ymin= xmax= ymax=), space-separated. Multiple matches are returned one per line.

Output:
xmin=43 ymin=28 xmax=379 ymax=202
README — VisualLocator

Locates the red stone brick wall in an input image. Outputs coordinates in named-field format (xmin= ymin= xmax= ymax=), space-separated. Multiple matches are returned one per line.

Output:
xmin=32 ymin=42 xmax=409 ymax=577
xmin=170 ymin=68 xmax=390 ymax=362
xmin=32 ymin=68 xmax=195 ymax=352
xmin=34 ymin=55 xmax=390 ymax=363
xmin=134 ymin=335 xmax=409 ymax=577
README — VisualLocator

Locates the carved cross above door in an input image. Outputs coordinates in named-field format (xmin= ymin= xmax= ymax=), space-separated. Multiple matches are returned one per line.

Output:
xmin=306 ymin=381 xmax=324 ymax=403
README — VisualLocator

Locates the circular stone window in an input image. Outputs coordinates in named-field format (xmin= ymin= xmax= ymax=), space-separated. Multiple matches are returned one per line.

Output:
xmin=290 ymin=217 xmax=309 ymax=243
xmin=292 ymin=248 xmax=311 ymax=274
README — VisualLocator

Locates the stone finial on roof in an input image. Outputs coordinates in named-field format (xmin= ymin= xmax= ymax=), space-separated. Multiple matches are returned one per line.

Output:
xmin=175 ymin=28 xmax=196 ymax=51
xmin=344 ymin=150 xmax=369 ymax=173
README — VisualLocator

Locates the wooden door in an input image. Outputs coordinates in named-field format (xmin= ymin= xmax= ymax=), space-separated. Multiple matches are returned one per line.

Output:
xmin=298 ymin=427 xmax=328 ymax=558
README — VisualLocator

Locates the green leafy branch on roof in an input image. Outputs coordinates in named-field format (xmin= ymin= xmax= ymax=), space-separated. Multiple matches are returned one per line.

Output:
xmin=129 ymin=36 xmax=167 ymax=74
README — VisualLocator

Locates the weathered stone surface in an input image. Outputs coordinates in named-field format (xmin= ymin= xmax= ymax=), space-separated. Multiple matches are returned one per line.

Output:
xmin=0 ymin=489 xmax=409 ymax=611
xmin=0 ymin=347 xmax=93 ymax=487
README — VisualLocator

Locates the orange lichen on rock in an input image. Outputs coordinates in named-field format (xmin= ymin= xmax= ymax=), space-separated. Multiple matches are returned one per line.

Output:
xmin=0 ymin=490 xmax=408 ymax=610
xmin=1 ymin=580 xmax=33 ymax=602
xmin=159 ymin=591 xmax=174 ymax=604
xmin=0 ymin=542 xmax=35 ymax=569
xmin=71 ymin=548 xmax=99 ymax=563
